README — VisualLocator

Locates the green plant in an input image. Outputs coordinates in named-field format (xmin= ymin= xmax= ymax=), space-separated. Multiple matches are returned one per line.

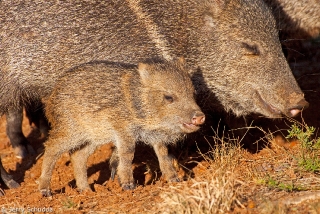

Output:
xmin=260 ymin=177 xmax=305 ymax=192
xmin=62 ymin=197 xmax=77 ymax=210
xmin=286 ymin=123 xmax=320 ymax=173
xmin=298 ymin=156 xmax=320 ymax=173
xmin=286 ymin=124 xmax=315 ymax=149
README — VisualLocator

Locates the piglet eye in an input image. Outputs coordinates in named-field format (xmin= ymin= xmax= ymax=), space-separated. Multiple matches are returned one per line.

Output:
xmin=164 ymin=95 xmax=174 ymax=103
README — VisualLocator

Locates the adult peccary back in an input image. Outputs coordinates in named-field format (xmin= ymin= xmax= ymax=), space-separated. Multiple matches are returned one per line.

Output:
xmin=38 ymin=59 xmax=205 ymax=196
xmin=0 ymin=0 xmax=308 ymax=119
xmin=263 ymin=0 xmax=320 ymax=60
xmin=264 ymin=0 xmax=320 ymax=39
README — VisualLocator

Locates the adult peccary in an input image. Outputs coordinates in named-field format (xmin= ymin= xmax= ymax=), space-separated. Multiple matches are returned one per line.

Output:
xmin=0 ymin=0 xmax=308 ymax=189
xmin=38 ymin=59 xmax=205 ymax=196
xmin=264 ymin=0 xmax=320 ymax=39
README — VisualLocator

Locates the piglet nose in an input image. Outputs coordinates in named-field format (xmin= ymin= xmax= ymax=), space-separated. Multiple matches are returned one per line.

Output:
xmin=192 ymin=111 xmax=205 ymax=125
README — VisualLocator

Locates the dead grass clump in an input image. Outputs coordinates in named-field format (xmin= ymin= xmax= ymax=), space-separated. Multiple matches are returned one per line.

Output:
xmin=157 ymin=133 xmax=244 ymax=214
xmin=158 ymin=172 xmax=239 ymax=214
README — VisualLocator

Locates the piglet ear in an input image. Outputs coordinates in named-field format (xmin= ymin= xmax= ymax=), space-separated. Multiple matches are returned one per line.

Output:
xmin=175 ymin=57 xmax=190 ymax=74
xmin=177 ymin=57 xmax=186 ymax=66
xmin=138 ymin=62 xmax=150 ymax=84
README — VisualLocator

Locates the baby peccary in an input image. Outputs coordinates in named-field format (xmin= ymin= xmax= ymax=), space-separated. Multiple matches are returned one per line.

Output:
xmin=38 ymin=59 xmax=205 ymax=196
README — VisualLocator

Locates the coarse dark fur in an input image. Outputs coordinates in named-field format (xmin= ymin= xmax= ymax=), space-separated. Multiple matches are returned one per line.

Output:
xmin=264 ymin=0 xmax=320 ymax=39
xmin=0 ymin=0 xmax=308 ymax=118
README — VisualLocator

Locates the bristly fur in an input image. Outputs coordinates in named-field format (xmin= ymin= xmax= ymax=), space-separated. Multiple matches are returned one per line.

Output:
xmin=38 ymin=59 xmax=204 ymax=195
xmin=264 ymin=0 xmax=320 ymax=39
xmin=0 ymin=0 xmax=307 ymax=119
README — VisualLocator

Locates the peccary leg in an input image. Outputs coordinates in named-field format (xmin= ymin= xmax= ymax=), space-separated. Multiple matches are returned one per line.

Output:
xmin=6 ymin=107 xmax=35 ymax=158
xmin=70 ymin=143 xmax=97 ymax=192
xmin=25 ymin=104 xmax=50 ymax=139
xmin=38 ymin=137 xmax=77 ymax=197
xmin=109 ymin=147 xmax=119 ymax=181
xmin=153 ymin=142 xmax=180 ymax=182
xmin=116 ymin=141 xmax=136 ymax=190
xmin=0 ymin=158 xmax=20 ymax=191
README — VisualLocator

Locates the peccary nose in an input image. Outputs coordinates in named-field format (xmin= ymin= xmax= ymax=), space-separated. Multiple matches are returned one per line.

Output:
xmin=288 ymin=99 xmax=309 ymax=117
xmin=192 ymin=111 xmax=205 ymax=125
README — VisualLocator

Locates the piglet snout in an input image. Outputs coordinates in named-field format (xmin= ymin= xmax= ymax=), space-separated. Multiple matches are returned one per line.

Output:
xmin=191 ymin=111 xmax=205 ymax=125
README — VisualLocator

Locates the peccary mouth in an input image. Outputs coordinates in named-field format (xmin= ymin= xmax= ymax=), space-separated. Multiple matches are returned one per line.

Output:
xmin=255 ymin=91 xmax=282 ymax=117
xmin=182 ymin=122 xmax=200 ymax=133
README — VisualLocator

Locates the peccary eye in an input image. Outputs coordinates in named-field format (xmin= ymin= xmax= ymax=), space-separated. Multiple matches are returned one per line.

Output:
xmin=241 ymin=42 xmax=260 ymax=56
xmin=164 ymin=95 xmax=174 ymax=103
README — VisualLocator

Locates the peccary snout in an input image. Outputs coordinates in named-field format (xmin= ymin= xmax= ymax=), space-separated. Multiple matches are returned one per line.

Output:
xmin=192 ymin=111 xmax=205 ymax=125
xmin=183 ymin=110 xmax=205 ymax=133
xmin=287 ymin=98 xmax=309 ymax=117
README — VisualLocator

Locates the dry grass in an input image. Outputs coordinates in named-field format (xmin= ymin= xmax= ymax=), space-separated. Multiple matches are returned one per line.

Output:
xmin=156 ymin=119 xmax=320 ymax=213
xmin=156 ymin=129 xmax=245 ymax=214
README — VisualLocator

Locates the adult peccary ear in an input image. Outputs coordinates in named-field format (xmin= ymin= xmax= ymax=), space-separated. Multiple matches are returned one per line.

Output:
xmin=177 ymin=57 xmax=186 ymax=66
xmin=205 ymin=0 xmax=229 ymax=16
xmin=203 ymin=0 xmax=230 ymax=30
xmin=138 ymin=62 xmax=151 ymax=85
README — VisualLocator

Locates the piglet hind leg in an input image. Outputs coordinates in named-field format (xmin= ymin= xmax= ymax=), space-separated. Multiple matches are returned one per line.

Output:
xmin=70 ymin=143 xmax=97 ymax=192
xmin=38 ymin=137 xmax=78 ymax=197
xmin=153 ymin=142 xmax=180 ymax=182
xmin=109 ymin=147 xmax=119 ymax=182
xmin=116 ymin=138 xmax=136 ymax=190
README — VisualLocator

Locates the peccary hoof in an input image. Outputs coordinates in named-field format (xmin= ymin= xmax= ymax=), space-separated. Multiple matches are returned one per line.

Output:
xmin=4 ymin=179 xmax=20 ymax=189
xmin=40 ymin=189 xmax=52 ymax=197
xmin=77 ymin=186 xmax=92 ymax=193
xmin=14 ymin=144 xmax=36 ymax=159
xmin=169 ymin=177 xmax=181 ymax=183
xmin=121 ymin=183 xmax=136 ymax=190
xmin=110 ymin=167 xmax=116 ymax=181
xmin=14 ymin=146 xmax=28 ymax=159
xmin=0 ymin=188 xmax=4 ymax=196
xmin=1 ymin=171 xmax=20 ymax=189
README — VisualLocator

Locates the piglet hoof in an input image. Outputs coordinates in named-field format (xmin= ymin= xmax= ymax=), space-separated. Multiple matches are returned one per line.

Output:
xmin=40 ymin=189 xmax=52 ymax=197
xmin=169 ymin=177 xmax=181 ymax=183
xmin=110 ymin=167 xmax=116 ymax=181
xmin=77 ymin=186 xmax=92 ymax=193
xmin=121 ymin=183 xmax=136 ymax=190
xmin=4 ymin=179 xmax=20 ymax=189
